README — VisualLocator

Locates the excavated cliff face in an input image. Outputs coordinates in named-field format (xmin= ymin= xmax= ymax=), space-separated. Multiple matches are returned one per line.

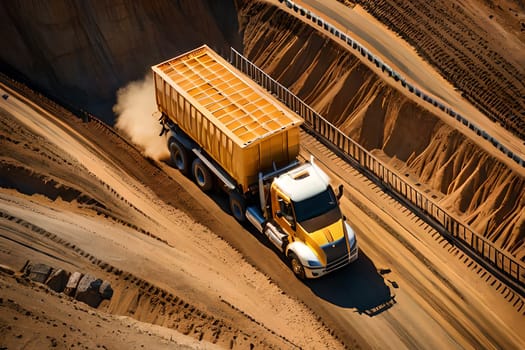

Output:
xmin=238 ymin=1 xmax=524 ymax=259
xmin=0 ymin=0 xmax=241 ymax=122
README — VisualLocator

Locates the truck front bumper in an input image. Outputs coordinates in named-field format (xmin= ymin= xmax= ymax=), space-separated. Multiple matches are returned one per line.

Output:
xmin=304 ymin=243 xmax=359 ymax=279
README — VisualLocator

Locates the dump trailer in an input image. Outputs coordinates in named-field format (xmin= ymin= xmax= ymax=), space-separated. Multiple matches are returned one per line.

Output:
xmin=152 ymin=45 xmax=358 ymax=278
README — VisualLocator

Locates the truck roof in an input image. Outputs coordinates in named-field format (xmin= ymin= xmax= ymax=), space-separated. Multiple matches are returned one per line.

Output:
xmin=152 ymin=45 xmax=303 ymax=148
xmin=274 ymin=162 xmax=330 ymax=202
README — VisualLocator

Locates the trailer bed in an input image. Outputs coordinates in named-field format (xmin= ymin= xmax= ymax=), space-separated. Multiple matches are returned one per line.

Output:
xmin=152 ymin=45 xmax=303 ymax=191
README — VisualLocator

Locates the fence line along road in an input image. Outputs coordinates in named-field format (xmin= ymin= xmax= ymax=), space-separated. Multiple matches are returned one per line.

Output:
xmin=229 ymin=47 xmax=525 ymax=295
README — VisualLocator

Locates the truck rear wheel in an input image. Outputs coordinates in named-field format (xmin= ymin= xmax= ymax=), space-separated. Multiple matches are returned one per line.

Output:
xmin=229 ymin=191 xmax=246 ymax=222
xmin=169 ymin=138 xmax=191 ymax=175
xmin=192 ymin=158 xmax=213 ymax=191
xmin=289 ymin=252 xmax=306 ymax=280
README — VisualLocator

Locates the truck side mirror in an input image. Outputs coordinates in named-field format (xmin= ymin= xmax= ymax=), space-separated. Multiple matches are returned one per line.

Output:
xmin=337 ymin=184 xmax=344 ymax=200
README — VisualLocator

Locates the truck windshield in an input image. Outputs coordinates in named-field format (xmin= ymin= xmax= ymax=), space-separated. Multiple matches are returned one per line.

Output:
xmin=292 ymin=186 xmax=338 ymax=223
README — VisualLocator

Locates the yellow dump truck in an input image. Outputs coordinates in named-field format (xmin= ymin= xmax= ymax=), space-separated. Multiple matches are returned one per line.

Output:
xmin=152 ymin=45 xmax=358 ymax=278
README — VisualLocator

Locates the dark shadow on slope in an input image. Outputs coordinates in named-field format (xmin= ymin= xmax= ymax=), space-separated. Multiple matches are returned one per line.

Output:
xmin=0 ymin=163 xmax=103 ymax=206
xmin=306 ymin=250 xmax=396 ymax=316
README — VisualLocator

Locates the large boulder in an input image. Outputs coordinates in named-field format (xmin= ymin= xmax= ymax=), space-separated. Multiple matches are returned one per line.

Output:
xmin=64 ymin=271 xmax=83 ymax=296
xmin=75 ymin=274 xmax=103 ymax=308
xmin=45 ymin=268 xmax=70 ymax=293
xmin=26 ymin=263 xmax=53 ymax=283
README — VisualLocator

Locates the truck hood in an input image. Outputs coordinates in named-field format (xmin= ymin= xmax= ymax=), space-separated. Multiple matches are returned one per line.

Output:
xmin=298 ymin=210 xmax=347 ymax=265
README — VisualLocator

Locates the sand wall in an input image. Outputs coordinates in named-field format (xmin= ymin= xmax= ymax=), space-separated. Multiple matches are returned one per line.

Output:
xmin=238 ymin=1 xmax=524 ymax=259
xmin=0 ymin=0 xmax=240 ymax=122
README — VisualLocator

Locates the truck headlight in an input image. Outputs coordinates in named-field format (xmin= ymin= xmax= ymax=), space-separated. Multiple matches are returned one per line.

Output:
xmin=344 ymin=221 xmax=357 ymax=249
xmin=307 ymin=260 xmax=322 ymax=267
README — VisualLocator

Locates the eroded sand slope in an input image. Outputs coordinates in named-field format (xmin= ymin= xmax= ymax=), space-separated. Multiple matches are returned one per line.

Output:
xmin=354 ymin=0 xmax=525 ymax=139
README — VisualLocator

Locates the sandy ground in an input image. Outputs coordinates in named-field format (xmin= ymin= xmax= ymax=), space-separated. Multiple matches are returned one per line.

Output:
xmin=276 ymin=0 xmax=525 ymax=181
xmin=1 ymin=0 xmax=525 ymax=349
xmin=299 ymin=0 xmax=525 ymax=172
xmin=350 ymin=0 xmax=525 ymax=140
xmin=0 ymin=271 xmax=221 ymax=350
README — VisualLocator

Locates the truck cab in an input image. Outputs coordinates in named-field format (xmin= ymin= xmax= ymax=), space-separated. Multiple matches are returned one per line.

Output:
xmin=262 ymin=160 xmax=358 ymax=279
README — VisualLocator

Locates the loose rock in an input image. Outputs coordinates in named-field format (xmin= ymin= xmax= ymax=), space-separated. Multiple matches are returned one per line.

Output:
xmin=27 ymin=263 xmax=53 ymax=283
xmin=75 ymin=274 xmax=103 ymax=308
xmin=64 ymin=272 xmax=83 ymax=296
xmin=99 ymin=280 xmax=113 ymax=300
xmin=46 ymin=269 xmax=71 ymax=293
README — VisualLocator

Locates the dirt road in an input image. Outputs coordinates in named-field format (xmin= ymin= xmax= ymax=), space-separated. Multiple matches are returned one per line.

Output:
xmin=300 ymin=133 xmax=525 ymax=348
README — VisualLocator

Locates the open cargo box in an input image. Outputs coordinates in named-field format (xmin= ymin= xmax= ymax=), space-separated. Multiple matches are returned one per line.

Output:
xmin=152 ymin=45 xmax=303 ymax=192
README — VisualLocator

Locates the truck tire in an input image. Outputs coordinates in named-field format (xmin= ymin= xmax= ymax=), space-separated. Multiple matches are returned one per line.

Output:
xmin=192 ymin=158 xmax=213 ymax=191
xmin=289 ymin=252 xmax=306 ymax=280
xmin=169 ymin=138 xmax=191 ymax=175
xmin=229 ymin=191 xmax=246 ymax=222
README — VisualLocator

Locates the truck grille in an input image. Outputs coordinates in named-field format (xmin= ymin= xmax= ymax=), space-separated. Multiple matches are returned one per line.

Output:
xmin=322 ymin=237 xmax=349 ymax=271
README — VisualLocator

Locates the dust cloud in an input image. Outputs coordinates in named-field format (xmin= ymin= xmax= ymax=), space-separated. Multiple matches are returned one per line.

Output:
xmin=113 ymin=74 xmax=170 ymax=161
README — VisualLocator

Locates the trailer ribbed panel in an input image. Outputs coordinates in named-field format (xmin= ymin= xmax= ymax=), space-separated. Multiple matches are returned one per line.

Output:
xmin=152 ymin=45 xmax=302 ymax=148
xmin=152 ymin=45 xmax=302 ymax=192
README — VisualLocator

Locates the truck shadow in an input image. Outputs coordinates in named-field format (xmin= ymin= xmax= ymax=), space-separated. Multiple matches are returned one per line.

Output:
xmin=183 ymin=177 xmax=395 ymax=316
xmin=305 ymin=250 xmax=397 ymax=316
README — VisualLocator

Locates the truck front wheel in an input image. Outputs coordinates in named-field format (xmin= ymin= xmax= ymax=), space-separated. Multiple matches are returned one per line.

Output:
xmin=289 ymin=252 xmax=306 ymax=279
xmin=169 ymin=138 xmax=191 ymax=175
xmin=229 ymin=191 xmax=246 ymax=222
xmin=192 ymin=158 xmax=213 ymax=191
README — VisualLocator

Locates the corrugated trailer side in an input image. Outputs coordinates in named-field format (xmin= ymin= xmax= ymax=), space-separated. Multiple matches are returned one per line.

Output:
xmin=152 ymin=45 xmax=303 ymax=192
